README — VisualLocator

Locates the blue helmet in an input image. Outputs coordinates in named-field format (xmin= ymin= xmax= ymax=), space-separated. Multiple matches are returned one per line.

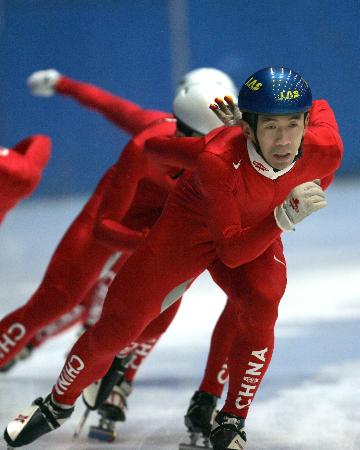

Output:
xmin=238 ymin=67 xmax=312 ymax=115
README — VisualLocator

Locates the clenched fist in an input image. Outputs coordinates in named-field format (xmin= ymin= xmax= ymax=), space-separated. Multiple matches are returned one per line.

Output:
xmin=27 ymin=69 xmax=61 ymax=97
xmin=274 ymin=180 xmax=327 ymax=231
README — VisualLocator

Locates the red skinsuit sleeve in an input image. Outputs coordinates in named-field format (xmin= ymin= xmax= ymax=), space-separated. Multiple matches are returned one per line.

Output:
xmin=56 ymin=76 xmax=169 ymax=135
xmin=145 ymin=135 xmax=205 ymax=169
xmin=93 ymin=140 xmax=148 ymax=251
xmin=144 ymin=126 xmax=223 ymax=170
xmin=198 ymin=151 xmax=281 ymax=269
xmin=320 ymin=173 xmax=334 ymax=190
xmin=308 ymin=99 xmax=340 ymax=133
xmin=306 ymin=99 xmax=343 ymax=161
xmin=1 ymin=135 xmax=51 ymax=192
xmin=307 ymin=100 xmax=343 ymax=190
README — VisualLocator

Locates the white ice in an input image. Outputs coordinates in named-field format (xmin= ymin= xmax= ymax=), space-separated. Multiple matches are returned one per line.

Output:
xmin=0 ymin=179 xmax=359 ymax=449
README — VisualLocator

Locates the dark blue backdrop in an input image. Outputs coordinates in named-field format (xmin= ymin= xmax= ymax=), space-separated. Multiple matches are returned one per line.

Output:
xmin=1 ymin=0 xmax=359 ymax=195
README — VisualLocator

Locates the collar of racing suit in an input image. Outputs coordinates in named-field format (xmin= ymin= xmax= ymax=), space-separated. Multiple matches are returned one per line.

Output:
xmin=246 ymin=139 xmax=296 ymax=180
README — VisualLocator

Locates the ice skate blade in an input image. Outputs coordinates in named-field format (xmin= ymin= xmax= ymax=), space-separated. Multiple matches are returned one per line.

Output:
xmin=88 ymin=425 xmax=116 ymax=443
xmin=73 ymin=407 xmax=90 ymax=439
xmin=179 ymin=443 xmax=211 ymax=450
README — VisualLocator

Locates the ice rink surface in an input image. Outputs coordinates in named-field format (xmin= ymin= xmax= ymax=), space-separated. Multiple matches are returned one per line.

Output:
xmin=0 ymin=179 xmax=359 ymax=450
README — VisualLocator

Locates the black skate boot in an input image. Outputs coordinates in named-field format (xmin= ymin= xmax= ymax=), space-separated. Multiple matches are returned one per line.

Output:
xmin=0 ymin=344 xmax=33 ymax=373
xmin=74 ymin=355 xmax=132 ymax=440
xmin=82 ymin=354 xmax=131 ymax=410
xmin=179 ymin=390 xmax=218 ymax=450
xmin=209 ymin=411 xmax=246 ymax=450
xmin=88 ymin=379 xmax=132 ymax=442
xmin=4 ymin=394 xmax=74 ymax=448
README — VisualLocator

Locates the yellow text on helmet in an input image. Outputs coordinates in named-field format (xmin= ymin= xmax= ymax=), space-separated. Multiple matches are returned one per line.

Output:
xmin=245 ymin=77 xmax=263 ymax=91
xmin=279 ymin=90 xmax=300 ymax=100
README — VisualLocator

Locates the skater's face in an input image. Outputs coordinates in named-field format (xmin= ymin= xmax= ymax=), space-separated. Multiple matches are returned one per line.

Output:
xmin=243 ymin=113 xmax=309 ymax=170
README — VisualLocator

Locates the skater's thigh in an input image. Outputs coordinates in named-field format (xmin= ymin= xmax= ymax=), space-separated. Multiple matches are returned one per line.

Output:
xmin=136 ymin=299 xmax=182 ymax=342
xmin=103 ymin=207 xmax=214 ymax=319
xmin=44 ymin=211 xmax=113 ymax=291
xmin=236 ymin=238 xmax=287 ymax=301
xmin=209 ymin=239 xmax=287 ymax=315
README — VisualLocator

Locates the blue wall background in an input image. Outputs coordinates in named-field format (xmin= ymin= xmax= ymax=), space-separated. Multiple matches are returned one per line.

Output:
xmin=0 ymin=0 xmax=359 ymax=196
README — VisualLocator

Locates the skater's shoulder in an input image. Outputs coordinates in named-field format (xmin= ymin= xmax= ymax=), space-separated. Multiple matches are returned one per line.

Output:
xmin=132 ymin=116 xmax=176 ymax=148
xmin=205 ymin=126 xmax=243 ymax=149
xmin=200 ymin=127 xmax=246 ymax=167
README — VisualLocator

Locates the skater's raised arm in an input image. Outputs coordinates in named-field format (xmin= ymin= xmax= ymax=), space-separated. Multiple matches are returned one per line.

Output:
xmin=27 ymin=69 xmax=169 ymax=136
xmin=145 ymin=134 xmax=205 ymax=170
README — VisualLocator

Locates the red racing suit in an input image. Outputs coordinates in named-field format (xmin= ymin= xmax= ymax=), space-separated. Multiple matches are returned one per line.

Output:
xmin=144 ymin=101 xmax=336 ymax=398
xmin=49 ymin=100 xmax=342 ymax=420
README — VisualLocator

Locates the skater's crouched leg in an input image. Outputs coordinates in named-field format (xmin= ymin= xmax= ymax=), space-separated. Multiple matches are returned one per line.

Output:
xmin=213 ymin=242 xmax=287 ymax=443
xmin=93 ymin=240 xmax=197 ymax=355
xmin=136 ymin=299 xmax=182 ymax=342
xmin=80 ymin=249 xmax=190 ymax=412
xmin=229 ymin=239 xmax=287 ymax=340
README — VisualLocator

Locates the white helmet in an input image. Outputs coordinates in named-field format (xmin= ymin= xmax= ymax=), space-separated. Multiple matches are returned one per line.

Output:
xmin=176 ymin=67 xmax=237 ymax=95
xmin=173 ymin=81 xmax=238 ymax=135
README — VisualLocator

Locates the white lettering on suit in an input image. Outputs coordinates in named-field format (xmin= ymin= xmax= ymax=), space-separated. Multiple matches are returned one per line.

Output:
xmin=235 ymin=348 xmax=268 ymax=410
xmin=129 ymin=340 xmax=156 ymax=370
xmin=0 ymin=323 xmax=26 ymax=358
xmin=54 ymin=355 xmax=85 ymax=395
xmin=217 ymin=363 xmax=229 ymax=385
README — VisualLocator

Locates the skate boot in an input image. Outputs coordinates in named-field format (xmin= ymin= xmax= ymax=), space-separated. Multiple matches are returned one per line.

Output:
xmin=179 ymin=390 xmax=217 ymax=450
xmin=209 ymin=411 xmax=246 ymax=450
xmin=4 ymin=394 xmax=74 ymax=448
xmin=75 ymin=356 xmax=132 ymax=440
xmin=82 ymin=354 xmax=131 ymax=410
xmin=88 ymin=379 xmax=132 ymax=442
xmin=0 ymin=344 xmax=33 ymax=373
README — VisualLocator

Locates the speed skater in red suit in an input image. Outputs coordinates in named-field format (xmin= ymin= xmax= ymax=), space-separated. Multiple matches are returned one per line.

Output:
xmin=4 ymin=67 xmax=342 ymax=450
xmin=144 ymin=94 xmax=336 ymax=446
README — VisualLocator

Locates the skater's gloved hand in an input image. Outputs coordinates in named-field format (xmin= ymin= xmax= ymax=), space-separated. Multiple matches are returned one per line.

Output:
xmin=274 ymin=180 xmax=327 ymax=231
xmin=209 ymin=95 xmax=242 ymax=126
xmin=27 ymin=69 xmax=61 ymax=96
